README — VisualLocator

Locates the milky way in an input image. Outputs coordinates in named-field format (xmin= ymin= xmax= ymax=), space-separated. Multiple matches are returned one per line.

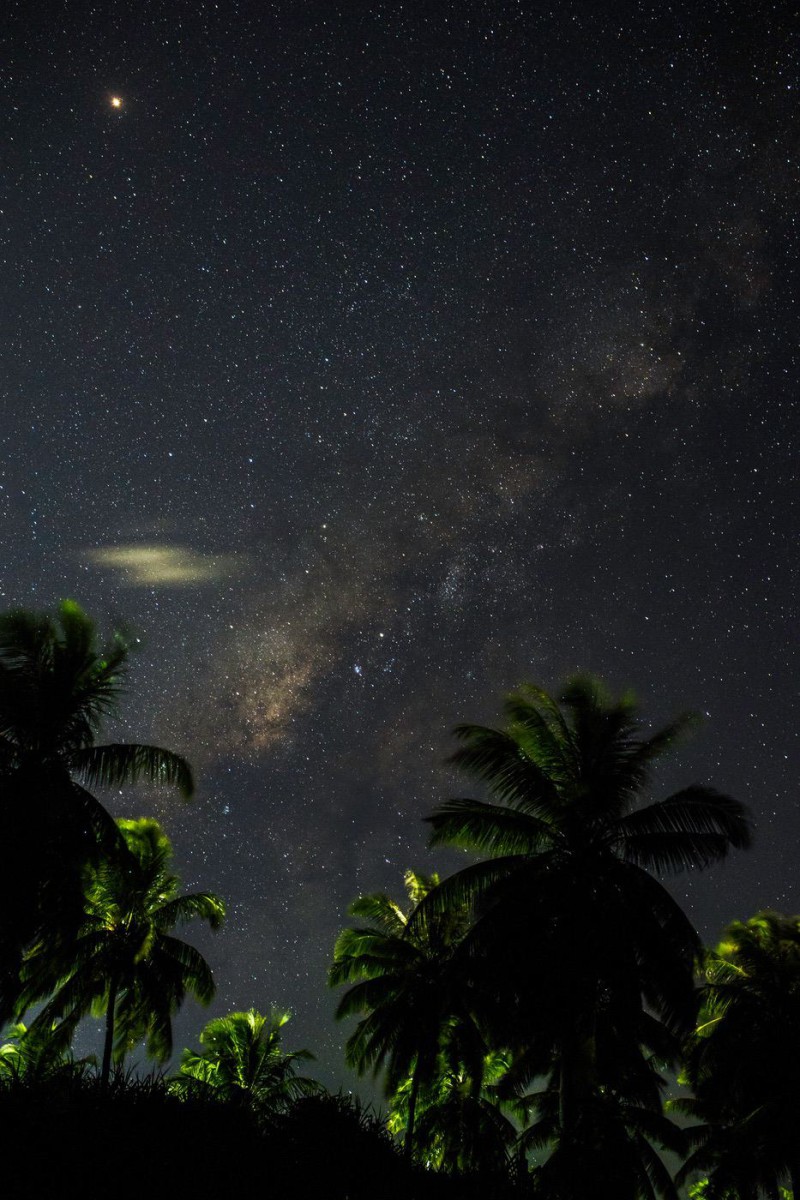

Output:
xmin=3 ymin=1 xmax=797 ymax=1083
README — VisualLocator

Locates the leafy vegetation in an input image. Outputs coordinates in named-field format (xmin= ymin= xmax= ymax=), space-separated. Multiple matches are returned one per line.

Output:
xmin=20 ymin=816 xmax=224 ymax=1084
xmin=1 ymin=602 xmax=795 ymax=1199
xmin=0 ymin=602 xmax=193 ymax=1017
xmin=330 ymin=869 xmax=484 ymax=1158
xmin=174 ymin=1008 xmax=322 ymax=1118
xmin=675 ymin=913 xmax=800 ymax=1198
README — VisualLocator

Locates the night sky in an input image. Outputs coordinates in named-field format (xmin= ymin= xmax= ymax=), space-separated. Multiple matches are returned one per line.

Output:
xmin=3 ymin=1 xmax=797 ymax=1085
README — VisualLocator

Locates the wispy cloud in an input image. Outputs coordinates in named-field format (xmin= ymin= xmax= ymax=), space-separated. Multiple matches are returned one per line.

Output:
xmin=86 ymin=544 xmax=243 ymax=586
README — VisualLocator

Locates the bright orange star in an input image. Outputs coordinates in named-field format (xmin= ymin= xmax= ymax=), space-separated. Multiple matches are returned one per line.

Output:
xmin=110 ymin=96 xmax=123 ymax=109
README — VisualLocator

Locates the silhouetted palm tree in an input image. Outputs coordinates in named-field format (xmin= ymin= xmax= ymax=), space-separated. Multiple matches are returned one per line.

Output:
xmin=676 ymin=912 xmax=800 ymax=1199
xmin=330 ymin=870 xmax=485 ymax=1160
xmin=174 ymin=1009 xmax=321 ymax=1117
xmin=21 ymin=817 xmax=224 ymax=1085
xmin=522 ymin=1073 xmax=685 ymax=1200
xmin=0 ymin=602 xmax=194 ymax=1012
xmin=421 ymin=679 xmax=750 ymax=1144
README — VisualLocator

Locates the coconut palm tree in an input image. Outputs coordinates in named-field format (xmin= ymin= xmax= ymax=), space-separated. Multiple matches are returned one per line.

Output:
xmin=676 ymin=912 xmax=800 ymax=1199
xmin=21 ymin=817 xmax=224 ymax=1085
xmin=420 ymin=679 xmax=751 ymax=1144
xmin=174 ymin=1009 xmax=321 ymax=1117
xmin=0 ymin=602 xmax=194 ymax=1013
xmin=388 ymin=1047 xmax=517 ymax=1174
xmin=330 ymin=869 xmax=486 ymax=1160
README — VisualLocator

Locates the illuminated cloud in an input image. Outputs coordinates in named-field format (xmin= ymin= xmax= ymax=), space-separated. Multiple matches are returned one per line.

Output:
xmin=86 ymin=544 xmax=242 ymax=586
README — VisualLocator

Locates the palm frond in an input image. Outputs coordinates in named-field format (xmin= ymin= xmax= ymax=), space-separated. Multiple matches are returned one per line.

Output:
xmin=426 ymin=796 xmax=555 ymax=856
xmin=155 ymin=936 xmax=216 ymax=1004
xmin=155 ymin=892 xmax=225 ymax=931
xmin=448 ymin=725 xmax=562 ymax=813
xmin=408 ymin=857 xmax=521 ymax=933
xmin=612 ymin=787 xmax=752 ymax=872
xmin=627 ymin=712 xmax=699 ymax=766
xmin=347 ymin=893 xmax=408 ymax=933
xmin=502 ymin=689 xmax=577 ymax=786
xmin=70 ymin=743 xmax=195 ymax=799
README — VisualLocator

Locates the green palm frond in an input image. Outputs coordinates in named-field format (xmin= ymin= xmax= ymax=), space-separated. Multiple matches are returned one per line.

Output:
xmin=329 ymin=939 xmax=419 ymax=989
xmin=333 ymin=976 xmax=413 ymax=1022
xmin=403 ymin=869 xmax=439 ymax=906
xmin=611 ymin=787 xmax=751 ymax=872
xmin=22 ymin=817 xmax=222 ymax=1075
xmin=156 ymin=892 xmax=226 ymax=931
xmin=634 ymin=1133 xmax=681 ymax=1200
xmin=68 ymin=781 xmax=125 ymax=850
xmin=0 ymin=609 xmax=56 ymax=671
xmin=503 ymin=690 xmax=577 ymax=783
xmin=508 ymin=682 xmax=578 ymax=747
xmin=176 ymin=1009 xmax=321 ymax=1111
xmin=0 ymin=602 xmax=198 ymax=1018
xmin=408 ymin=857 xmax=520 ymax=931
xmin=70 ymin=743 xmax=194 ymax=799
xmin=347 ymin=893 xmax=408 ymax=933
xmin=448 ymin=725 xmax=562 ymax=812
xmin=627 ymin=712 xmax=699 ymax=766
xmin=426 ymin=797 xmax=555 ymax=856
xmin=331 ymin=865 xmax=482 ymax=1157
xmin=155 ymin=935 xmax=217 ymax=1005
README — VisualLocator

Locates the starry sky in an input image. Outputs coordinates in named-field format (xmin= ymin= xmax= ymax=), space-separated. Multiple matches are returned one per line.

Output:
xmin=3 ymin=1 xmax=797 ymax=1085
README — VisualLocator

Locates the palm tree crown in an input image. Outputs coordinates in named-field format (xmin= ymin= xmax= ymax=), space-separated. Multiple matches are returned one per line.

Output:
xmin=0 ymin=602 xmax=195 ymax=1011
xmin=330 ymin=869 xmax=485 ymax=1159
xmin=416 ymin=675 xmax=751 ymax=1189
xmin=0 ymin=601 xmax=193 ymax=797
xmin=175 ymin=1009 xmax=321 ymax=1116
xmin=22 ymin=817 xmax=224 ymax=1084
xmin=424 ymin=678 xmax=750 ymax=1038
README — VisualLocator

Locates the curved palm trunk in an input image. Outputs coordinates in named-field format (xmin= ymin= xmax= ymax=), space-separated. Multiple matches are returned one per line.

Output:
xmin=101 ymin=977 xmax=119 ymax=1087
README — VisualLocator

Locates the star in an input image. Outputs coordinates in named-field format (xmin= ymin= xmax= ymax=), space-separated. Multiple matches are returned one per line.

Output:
xmin=109 ymin=96 xmax=123 ymax=109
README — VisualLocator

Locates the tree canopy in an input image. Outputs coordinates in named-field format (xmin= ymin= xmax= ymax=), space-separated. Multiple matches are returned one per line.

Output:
xmin=0 ymin=602 xmax=194 ymax=1015
xmin=21 ymin=817 xmax=224 ymax=1084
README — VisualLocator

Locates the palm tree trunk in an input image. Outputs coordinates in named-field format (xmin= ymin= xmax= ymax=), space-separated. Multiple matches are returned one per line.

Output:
xmin=404 ymin=1065 xmax=421 ymax=1160
xmin=101 ymin=977 xmax=118 ymax=1087
xmin=558 ymin=1024 xmax=597 ymax=1140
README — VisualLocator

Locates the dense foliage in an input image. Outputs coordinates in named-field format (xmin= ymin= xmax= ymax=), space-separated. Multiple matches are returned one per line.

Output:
xmin=0 ymin=602 xmax=193 ymax=1016
xmin=675 ymin=913 xmax=800 ymax=1198
xmin=1 ymin=603 xmax=796 ymax=1199
xmin=20 ymin=816 xmax=225 ymax=1084
xmin=174 ymin=1008 xmax=322 ymax=1118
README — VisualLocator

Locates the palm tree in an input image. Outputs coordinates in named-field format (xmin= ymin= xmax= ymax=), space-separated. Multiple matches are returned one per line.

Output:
xmin=506 ymin=1009 xmax=688 ymax=1200
xmin=21 ymin=817 xmax=224 ymax=1085
xmin=420 ymin=679 xmax=750 ymax=1150
xmin=174 ymin=1009 xmax=321 ymax=1117
xmin=0 ymin=1018 xmax=86 ymax=1084
xmin=330 ymin=869 xmax=486 ymax=1160
xmin=0 ymin=602 xmax=194 ymax=1013
xmin=676 ymin=912 xmax=800 ymax=1199
xmin=521 ymin=1074 xmax=686 ymax=1200
xmin=388 ymin=1047 xmax=518 ymax=1174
